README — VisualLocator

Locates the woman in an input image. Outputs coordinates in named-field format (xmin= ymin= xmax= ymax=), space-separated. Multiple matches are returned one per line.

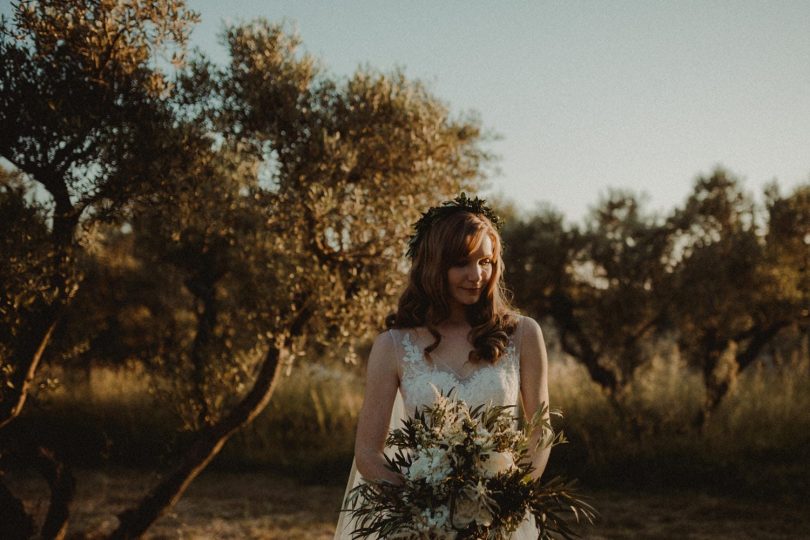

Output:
xmin=335 ymin=194 xmax=550 ymax=539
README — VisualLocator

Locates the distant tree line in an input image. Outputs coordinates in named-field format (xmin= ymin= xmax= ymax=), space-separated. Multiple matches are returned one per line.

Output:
xmin=0 ymin=0 xmax=807 ymax=538
xmin=501 ymin=173 xmax=809 ymax=431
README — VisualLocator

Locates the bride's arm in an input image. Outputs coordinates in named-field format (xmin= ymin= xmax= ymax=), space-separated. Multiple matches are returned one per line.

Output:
xmin=519 ymin=316 xmax=551 ymax=480
xmin=354 ymin=331 xmax=403 ymax=485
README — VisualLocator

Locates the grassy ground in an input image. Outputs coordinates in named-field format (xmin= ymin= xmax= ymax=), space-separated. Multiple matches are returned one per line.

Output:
xmin=9 ymin=343 xmax=809 ymax=537
xmin=7 ymin=469 xmax=810 ymax=539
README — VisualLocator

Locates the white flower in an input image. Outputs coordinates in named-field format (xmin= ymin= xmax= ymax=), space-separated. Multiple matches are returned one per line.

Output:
xmin=412 ymin=505 xmax=456 ymax=538
xmin=426 ymin=504 xmax=451 ymax=528
xmin=347 ymin=393 xmax=574 ymax=539
xmin=441 ymin=419 xmax=467 ymax=447
xmin=473 ymin=424 xmax=491 ymax=446
xmin=407 ymin=446 xmax=452 ymax=484
xmin=429 ymin=382 xmax=450 ymax=409
xmin=478 ymin=450 xmax=515 ymax=478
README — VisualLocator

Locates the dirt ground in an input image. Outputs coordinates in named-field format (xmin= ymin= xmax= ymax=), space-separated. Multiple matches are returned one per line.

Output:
xmin=7 ymin=469 xmax=810 ymax=539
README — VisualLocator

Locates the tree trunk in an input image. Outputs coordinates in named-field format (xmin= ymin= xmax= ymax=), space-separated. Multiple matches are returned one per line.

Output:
xmin=693 ymin=323 xmax=788 ymax=429
xmin=736 ymin=322 xmax=790 ymax=372
xmin=0 ymin=431 xmax=75 ymax=540
xmin=0 ymin=305 xmax=60 ymax=430
xmin=0 ymin=188 xmax=78 ymax=431
xmin=558 ymin=331 xmax=619 ymax=393
xmin=581 ymin=352 xmax=620 ymax=394
xmin=186 ymin=276 xmax=219 ymax=428
xmin=107 ymin=343 xmax=284 ymax=540
xmin=0 ymin=480 xmax=35 ymax=540
xmin=693 ymin=336 xmax=733 ymax=430
xmin=550 ymin=292 xmax=619 ymax=394
xmin=35 ymin=446 xmax=75 ymax=540
xmin=693 ymin=373 xmax=731 ymax=430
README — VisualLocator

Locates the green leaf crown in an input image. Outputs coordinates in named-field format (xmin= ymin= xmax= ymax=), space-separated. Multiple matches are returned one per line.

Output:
xmin=406 ymin=192 xmax=503 ymax=259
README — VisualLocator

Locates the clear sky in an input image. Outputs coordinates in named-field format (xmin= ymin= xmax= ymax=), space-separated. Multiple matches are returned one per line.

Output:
xmin=5 ymin=1 xmax=810 ymax=221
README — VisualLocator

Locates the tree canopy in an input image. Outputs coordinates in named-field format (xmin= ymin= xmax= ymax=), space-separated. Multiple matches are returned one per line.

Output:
xmin=502 ymin=169 xmax=809 ymax=428
xmin=1 ymin=4 xmax=491 ymax=536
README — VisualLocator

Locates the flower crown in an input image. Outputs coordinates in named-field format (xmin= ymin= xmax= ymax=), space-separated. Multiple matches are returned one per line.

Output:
xmin=406 ymin=192 xmax=503 ymax=259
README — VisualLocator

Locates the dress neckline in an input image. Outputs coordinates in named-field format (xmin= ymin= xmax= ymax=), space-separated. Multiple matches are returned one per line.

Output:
xmin=430 ymin=351 xmax=471 ymax=380
xmin=400 ymin=330 xmax=515 ymax=384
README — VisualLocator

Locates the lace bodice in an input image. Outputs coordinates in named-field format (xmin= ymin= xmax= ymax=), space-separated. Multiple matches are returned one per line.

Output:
xmin=334 ymin=317 xmax=537 ymax=540
xmin=390 ymin=319 xmax=523 ymax=416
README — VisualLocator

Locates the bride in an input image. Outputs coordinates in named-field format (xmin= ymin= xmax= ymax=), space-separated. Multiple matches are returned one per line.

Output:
xmin=335 ymin=194 xmax=550 ymax=539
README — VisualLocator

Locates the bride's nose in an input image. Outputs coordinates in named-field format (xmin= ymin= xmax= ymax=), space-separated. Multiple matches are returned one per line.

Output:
xmin=468 ymin=263 xmax=484 ymax=282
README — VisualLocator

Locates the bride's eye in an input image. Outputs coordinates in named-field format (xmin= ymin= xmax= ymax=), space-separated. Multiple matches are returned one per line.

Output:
xmin=479 ymin=258 xmax=493 ymax=266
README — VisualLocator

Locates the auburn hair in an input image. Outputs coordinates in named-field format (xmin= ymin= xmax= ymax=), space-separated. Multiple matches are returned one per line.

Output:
xmin=385 ymin=210 xmax=519 ymax=364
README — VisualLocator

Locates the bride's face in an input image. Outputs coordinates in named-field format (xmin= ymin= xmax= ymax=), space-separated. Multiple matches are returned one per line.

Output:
xmin=446 ymin=234 xmax=494 ymax=308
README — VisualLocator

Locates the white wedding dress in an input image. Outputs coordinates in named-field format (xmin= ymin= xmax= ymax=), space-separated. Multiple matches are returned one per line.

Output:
xmin=335 ymin=316 xmax=537 ymax=539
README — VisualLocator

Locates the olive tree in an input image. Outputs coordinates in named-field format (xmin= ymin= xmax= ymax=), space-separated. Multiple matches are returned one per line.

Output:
xmin=503 ymin=192 xmax=672 ymax=399
xmin=106 ymin=21 xmax=491 ymax=538
xmin=0 ymin=0 xmax=198 ymax=429
xmin=0 ymin=2 xmax=198 ymax=536
xmin=668 ymin=171 xmax=810 ymax=426
xmin=504 ymin=169 xmax=809 ymax=431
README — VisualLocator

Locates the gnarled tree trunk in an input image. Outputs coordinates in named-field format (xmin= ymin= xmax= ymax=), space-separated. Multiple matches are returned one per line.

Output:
xmin=108 ymin=343 xmax=284 ymax=539
xmin=0 ymin=188 xmax=79 ymax=431
xmin=0 ymin=430 xmax=76 ymax=540
xmin=0 ymin=306 xmax=60 ymax=430
xmin=0 ymin=481 xmax=35 ymax=540
xmin=693 ymin=321 xmax=789 ymax=429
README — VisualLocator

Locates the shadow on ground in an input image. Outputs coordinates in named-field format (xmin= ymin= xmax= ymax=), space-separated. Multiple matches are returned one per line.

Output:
xmin=7 ymin=469 xmax=810 ymax=539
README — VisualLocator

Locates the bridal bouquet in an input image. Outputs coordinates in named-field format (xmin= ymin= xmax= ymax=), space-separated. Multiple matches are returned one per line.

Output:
xmin=343 ymin=390 xmax=595 ymax=539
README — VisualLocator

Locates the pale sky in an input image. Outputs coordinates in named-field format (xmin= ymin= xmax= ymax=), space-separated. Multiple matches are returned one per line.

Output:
xmin=188 ymin=1 xmax=810 ymax=222
xmin=5 ymin=1 xmax=810 ymax=222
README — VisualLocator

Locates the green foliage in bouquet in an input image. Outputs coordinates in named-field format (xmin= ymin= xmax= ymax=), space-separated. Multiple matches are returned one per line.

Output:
xmin=344 ymin=390 xmax=596 ymax=539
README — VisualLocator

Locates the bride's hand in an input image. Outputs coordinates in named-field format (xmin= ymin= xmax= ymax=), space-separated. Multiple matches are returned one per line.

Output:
xmin=370 ymin=472 xmax=406 ymax=496
xmin=375 ymin=472 xmax=405 ymax=489
xmin=380 ymin=470 xmax=405 ymax=486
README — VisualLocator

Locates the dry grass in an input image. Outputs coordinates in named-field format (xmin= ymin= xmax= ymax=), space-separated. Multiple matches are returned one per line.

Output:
xmin=7 ymin=469 xmax=810 ymax=539
xmin=12 ymin=341 xmax=808 ymax=538
xmin=547 ymin=346 xmax=810 ymax=496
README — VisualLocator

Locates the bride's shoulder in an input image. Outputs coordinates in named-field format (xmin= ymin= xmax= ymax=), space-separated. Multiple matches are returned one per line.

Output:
xmin=512 ymin=314 xmax=545 ymax=353
xmin=369 ymin=329 xmax=397 ymax=355
xmin=509 ymin=312 xmax=541 ymax=335
xmin=367 ymin=329 xmax=402 ymax=373
xmin=512 ymin=315 xmax=546 ymax=364
xmin=384 ymin=325 xmax=425 ymax=342
xmin=371 ymin=327 xmax=418 ymax=354
xmin=515 ymin=313 xmax=542 ymax=333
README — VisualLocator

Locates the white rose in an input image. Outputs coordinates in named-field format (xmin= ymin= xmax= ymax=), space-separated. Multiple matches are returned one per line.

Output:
xmin=479 ymin=450 xmax=515 ymax=478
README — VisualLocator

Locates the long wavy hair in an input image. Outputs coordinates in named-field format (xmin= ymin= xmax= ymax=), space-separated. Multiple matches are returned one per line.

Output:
xmin=386 ymin=210 xmax=519 ymax=364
